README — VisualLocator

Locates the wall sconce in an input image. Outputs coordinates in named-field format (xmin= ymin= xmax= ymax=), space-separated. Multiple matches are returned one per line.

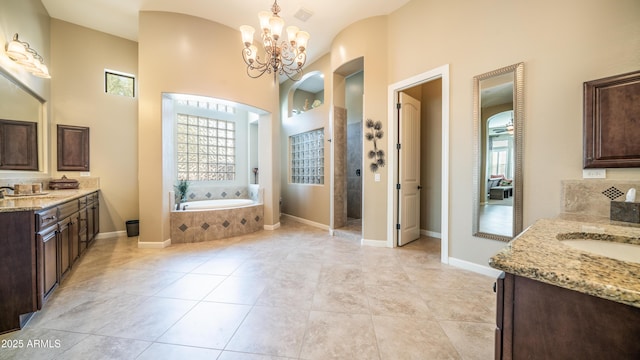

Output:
xmin=5 ymin=33 xmax=51 ymax=78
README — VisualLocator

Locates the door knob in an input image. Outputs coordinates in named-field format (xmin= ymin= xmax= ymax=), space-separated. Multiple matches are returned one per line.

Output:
xmin=417 ymin=185 xmax=422 ymax=190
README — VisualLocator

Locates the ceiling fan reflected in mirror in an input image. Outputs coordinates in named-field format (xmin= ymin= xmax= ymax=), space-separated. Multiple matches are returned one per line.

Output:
xmin=488 ymin=111 xmax=514 ymax=135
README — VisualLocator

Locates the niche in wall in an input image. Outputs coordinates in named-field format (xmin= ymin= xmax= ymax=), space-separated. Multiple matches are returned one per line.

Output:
xmin=290 ymin=72 xmax=324 ymax=117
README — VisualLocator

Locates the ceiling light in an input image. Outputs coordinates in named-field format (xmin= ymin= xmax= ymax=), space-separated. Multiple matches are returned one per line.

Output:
xmin=240 ymin=1 xmax=310 ymax=81
xmin=4 ymin=33 xmax=51 ymax=79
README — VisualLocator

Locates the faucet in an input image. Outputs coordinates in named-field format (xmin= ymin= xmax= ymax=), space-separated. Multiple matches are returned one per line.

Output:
xmin=0 ymin=186 xmax=14 ymax=199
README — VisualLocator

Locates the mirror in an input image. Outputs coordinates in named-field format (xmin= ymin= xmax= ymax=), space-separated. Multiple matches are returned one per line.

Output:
xmin=0 ymin=68 xmax=45 ymax=172
xmin=472 ymin=62 xmax=524 ymax=241
xmin=289 ymin=71 xmax=324 ymax=117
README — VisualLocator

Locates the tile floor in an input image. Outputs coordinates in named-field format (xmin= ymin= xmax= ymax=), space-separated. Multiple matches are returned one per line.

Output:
xmin=0 ymin=218 xmax=497 ymax=360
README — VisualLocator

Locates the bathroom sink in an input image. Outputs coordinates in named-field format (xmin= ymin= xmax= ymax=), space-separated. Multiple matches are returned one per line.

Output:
xmin=4 ymin=192 xmax=55 ymax=200
xmin=559 ymin=234 xmax=640 ymax=264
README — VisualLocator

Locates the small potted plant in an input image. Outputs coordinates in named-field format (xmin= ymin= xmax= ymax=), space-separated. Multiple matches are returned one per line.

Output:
xmin=174 ymin=179 xmax=189 ymax=210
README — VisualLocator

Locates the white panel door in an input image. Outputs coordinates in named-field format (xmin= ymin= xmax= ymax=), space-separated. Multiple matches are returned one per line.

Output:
xmin=398 ymin=92 xmax=421 ymax=246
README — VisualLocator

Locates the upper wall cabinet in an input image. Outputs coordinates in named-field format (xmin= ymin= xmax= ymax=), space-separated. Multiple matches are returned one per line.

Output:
xmin=57 ymin=125 xmax=90 ymax=171
xmin=584 ymin=70 xmax=640 ymax=168
xmin=290 ymin=72 xmax=324 ymax=117
xmin=0 ymin=119 xmax=38 ymax=171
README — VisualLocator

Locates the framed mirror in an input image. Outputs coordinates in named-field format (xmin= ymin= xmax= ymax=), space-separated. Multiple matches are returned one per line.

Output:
xmin=472 ymin=62 xmax=524 ymax=241
xmin=0 ymin=68 xmax=45 ymax=173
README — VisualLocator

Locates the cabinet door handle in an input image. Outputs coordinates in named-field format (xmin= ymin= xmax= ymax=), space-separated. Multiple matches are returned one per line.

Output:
xmin=43 ymin=216 xmax=57 ymax=221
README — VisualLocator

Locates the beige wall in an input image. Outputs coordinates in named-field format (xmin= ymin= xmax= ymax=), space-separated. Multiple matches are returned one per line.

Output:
xmin=138 ymin=11 xmax=279 ymax=243
xmin=331 ymin=16 xmax=389 ymax=242
xmin=420 ymin=79 xmax=442 ymax=234
xmin=280 ymin=55 xmax=332 ymax=225
xmin=50 ymin=20 xmax=138 ymax=233
xmin=386 ymin=0 xmax=640 ymax=265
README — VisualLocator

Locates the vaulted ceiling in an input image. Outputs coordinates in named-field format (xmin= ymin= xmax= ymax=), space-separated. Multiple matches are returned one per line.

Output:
xmin=41 ymin=0 xmax=411 ymax=65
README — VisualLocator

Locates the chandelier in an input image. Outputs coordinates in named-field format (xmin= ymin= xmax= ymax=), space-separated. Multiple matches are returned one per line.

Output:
xmin=5 ymin=33 xmax=51 ymax=78
xmin=240 ymin=1 xmax=310 ymax=81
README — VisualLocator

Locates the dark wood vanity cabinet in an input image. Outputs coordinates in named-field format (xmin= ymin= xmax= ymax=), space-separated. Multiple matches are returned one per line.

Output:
xmin=36 ymin=225 xmax=58 ymax=308
xmin=0 ymin=119 xmax=38 ymax=171
xmin=0 ymin=211 xmax=36 ymax=334
xmin=0 ymin=191 xmax=99 ymax=334
xmin=86 ymin=191 xmax=99 ymax=243
xmin=495 ymin=272 xmax=640 ymax=359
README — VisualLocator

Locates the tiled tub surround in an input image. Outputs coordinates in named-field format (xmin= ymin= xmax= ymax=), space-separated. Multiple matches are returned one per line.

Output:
xmin=562 ymin=179 xmax=640 ymax=219
xmin=179 ymin=184 xmax=259 ymax=202
xmin=490 ymin=217 xmax=640 ymax=308
xmin=170 ymin=186 xmax=264 ymax=244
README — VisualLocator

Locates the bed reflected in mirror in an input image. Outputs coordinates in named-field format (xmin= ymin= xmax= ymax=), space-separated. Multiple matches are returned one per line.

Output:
xmin=472 ymin=63 xmax=524 ymax=241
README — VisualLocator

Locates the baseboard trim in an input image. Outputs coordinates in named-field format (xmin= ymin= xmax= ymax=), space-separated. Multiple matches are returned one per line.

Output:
xmin=448 ymin=257 xmax=502 ymax=278
xmin=361 ymin=238 xmax=388 ymax=247
xmin=420 ymin=229 xmax=442 ymax=238
xmin=263 ymin=222 xmax=281 ymax=231
xmin=137 ymin=238 xmax=171 ymax=249
xmin=281 ymin=213 xmax=329 ymax=231
xmin=95 ymin=230 xmax=125 ymax=240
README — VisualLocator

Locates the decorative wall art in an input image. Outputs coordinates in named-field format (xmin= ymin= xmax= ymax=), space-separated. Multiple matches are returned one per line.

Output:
xmin=365 ymin=119 xmax=385 ymax=172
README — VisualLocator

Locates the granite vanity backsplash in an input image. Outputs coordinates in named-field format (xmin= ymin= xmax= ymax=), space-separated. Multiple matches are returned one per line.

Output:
xmin=0 ymin=176 xmax=100 ymax=191
xmin=562 ymin=179 xmax=640 ymax=218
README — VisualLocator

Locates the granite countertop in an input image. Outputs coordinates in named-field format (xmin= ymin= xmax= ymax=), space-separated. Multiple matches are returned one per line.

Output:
xmin=0 ymin=188 xmax=99 ymax=212
xmin=490 ymin=217 xmax=640 ymax=308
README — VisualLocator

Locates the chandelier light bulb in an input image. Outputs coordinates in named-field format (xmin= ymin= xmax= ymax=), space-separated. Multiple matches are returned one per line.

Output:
xmin=286 ymin=26 xmax=299 ymax=45
xmin=269 ymin=15 xmax=284 ymax=40
xmin=296 ymin=31 xmax=310 ymax=51
xmin=240 ymin=25 xmax=255 ymax=47
xmin=258 ymin=11 xmax=272 ymax=32
xmin=247 ymin=45 xmax=258 ymax=63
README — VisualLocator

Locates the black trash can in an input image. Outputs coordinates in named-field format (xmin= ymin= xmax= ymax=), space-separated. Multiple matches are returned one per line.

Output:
xmin=125 ymin=220 xmax=139 ymax=237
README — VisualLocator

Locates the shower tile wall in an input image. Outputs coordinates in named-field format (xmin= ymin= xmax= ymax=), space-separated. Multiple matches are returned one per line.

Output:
xmin=333 ymin=106 xmax=347 ymax=228
xmin=347 ymin=121 xmax=362 ymax=219
xmin=183 ymin=185 xmax=250 ymax=202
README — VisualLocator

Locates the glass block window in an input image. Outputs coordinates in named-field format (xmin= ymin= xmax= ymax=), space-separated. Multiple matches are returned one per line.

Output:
xmin=176 ymin=114 xmax=236 ymax=181
xmin=105 ymin=70 xmax=135 ymax=97
xmin=290 ymin=128 xmax=324 ymax=184
xmin=175 ymin=99 xmax=236 ymax=114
